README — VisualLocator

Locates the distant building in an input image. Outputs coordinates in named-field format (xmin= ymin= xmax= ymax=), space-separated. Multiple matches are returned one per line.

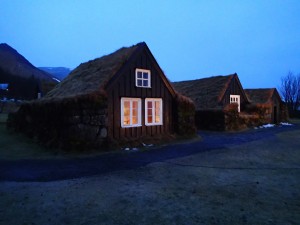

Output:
xmin=245 ymin=88 xmax=287 ymax=124
xmin=173 ymin=74 xmax=249 ymax=130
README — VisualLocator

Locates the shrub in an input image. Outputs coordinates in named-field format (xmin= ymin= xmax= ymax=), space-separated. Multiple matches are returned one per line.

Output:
xmin=174 ymin=93 xmax=196 ymax=136
xmin=223 ymin=103 xmax=245 ymax=130
xmin=244 ymin=103 xmax=272 ymax=125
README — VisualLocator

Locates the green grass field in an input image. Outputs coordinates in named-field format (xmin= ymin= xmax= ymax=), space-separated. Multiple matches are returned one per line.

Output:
xmin=0 ymin=113 xmax=8 ymax=124
xmin=0 ymin=124 xmax=54 ymax=160
xmin=0 ymin=114 xmax=106 ymax=160
xmin=0 ymin=113 xmax=62 ymax=160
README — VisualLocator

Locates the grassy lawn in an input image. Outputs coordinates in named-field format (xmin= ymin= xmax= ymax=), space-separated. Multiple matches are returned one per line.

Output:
xmin=0 ymin=117 xmax=61 ymax=160
xmin=0 ymin=115 xmax=111 ymax=160
xmin=0 ymin=113 xmax=50 ymax=160
xmin=0 ymin=113 xmax=8 ymax=124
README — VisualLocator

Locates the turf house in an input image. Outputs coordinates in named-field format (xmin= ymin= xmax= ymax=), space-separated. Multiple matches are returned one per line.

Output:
xmin=8 ymin=42 xmax=195 ymax=150
xmin=245 ymin=88 xmax=287 ymax=124
xmin=173 ymin=74 xmax=250 ymax=130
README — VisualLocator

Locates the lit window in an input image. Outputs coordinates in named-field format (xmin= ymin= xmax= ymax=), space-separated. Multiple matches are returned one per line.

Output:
xmin=121 ymin=98 xmax=142 ymax=127
xmin=136 ymin=69 xmax=151 ymax=88
xmin=145 ymin=98 xmax=163 ymax=126
xmin=230 ymin=95 xmax=241 ymax=112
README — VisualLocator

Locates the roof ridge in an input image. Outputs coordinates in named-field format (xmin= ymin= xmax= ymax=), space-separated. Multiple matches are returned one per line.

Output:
xmin=45 ymin=42 xmax=142 ymax=99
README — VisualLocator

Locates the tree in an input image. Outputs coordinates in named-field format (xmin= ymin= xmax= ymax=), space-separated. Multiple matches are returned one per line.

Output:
xmin=280 ymin=71 xmax=300 ymax=117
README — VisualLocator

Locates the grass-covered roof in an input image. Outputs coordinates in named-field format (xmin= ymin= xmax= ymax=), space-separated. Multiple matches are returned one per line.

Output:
xmin=245 ymin=88 xmax=280 ymax=104
xmin=172 ymin=74 xmax=235 ymax=110
xmin=45 ymin=43 xmax=143 ymax=100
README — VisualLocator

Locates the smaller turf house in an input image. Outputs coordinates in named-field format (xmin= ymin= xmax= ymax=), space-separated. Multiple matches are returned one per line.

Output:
xmin=8 ymin=42 xmax=195 ymax=151
xmin=245 ymin=88 xmax=288 ymax=124
xmin=173 ymin=74 xmax=250 ymax=130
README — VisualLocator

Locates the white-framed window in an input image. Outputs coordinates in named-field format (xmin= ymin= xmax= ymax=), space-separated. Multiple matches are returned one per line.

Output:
xmin=135 ymin=68 xmax=151 ymax=88
xmin=230 ymin=95 xmax=241 ymax=112
xmin=145 ymin=98 xmax=163 ymax=126
xmin=121 ymin=98 xmax=142 ymax=128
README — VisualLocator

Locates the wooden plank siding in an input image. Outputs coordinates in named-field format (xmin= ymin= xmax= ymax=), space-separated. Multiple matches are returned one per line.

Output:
xmin=106 ymin=48 xmax=174 ymax=141
xmin=221 ymin=76 xmax=248 ymax=111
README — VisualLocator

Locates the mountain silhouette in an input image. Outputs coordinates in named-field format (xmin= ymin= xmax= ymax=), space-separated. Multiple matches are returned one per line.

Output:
xmin=39 ymin=67 xmax=71 ymax=81
xmin=0 ymin=43 xmax=58 ymax=100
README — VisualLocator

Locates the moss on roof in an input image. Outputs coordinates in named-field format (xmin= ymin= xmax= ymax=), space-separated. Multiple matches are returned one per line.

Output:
xmin=172 ymin=74 xmax=235 ymax=110
xmin=45 ymin=43 xmax=143 ymax=100
xmin=245 ymin=88 xmax=279 ymax=104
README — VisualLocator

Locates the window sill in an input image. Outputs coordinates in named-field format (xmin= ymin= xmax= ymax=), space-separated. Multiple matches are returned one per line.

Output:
xmin=121 ymin=124 xmax=142 ymax=128
xmin=145 ymin=123 xmax=163 ymax=126
xmin=136 ymin=86 xmax=152 ymax=88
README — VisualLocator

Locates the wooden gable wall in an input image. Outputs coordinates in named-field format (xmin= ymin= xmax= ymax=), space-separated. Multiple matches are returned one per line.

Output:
xmin=221 ymin=75 xmax=248 ymax=110
xmin=270 ymin=89 xmax=282 ymax=123
xmin=106 ymin=47 xmax=175 ymax=141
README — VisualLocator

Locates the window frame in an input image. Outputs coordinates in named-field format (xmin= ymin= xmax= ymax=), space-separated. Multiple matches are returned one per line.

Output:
xmin=121 ymin=97 xmax=142 ymax=128
xmin=145 ymin=98 xmax=163 ymax=126
xmin=135 ymin=68 xmax=151 ymax=88
xmin=230 ymin=94 xmax=241 ymax=112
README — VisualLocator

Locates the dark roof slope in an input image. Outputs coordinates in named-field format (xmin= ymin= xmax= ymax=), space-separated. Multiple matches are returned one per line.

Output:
xmin=46 ymin=43 xmax=143 ymax=99
xmin=245 ymin=88 xmax=281 ymax=104
xmin=172 ymin=74 xmax=235 ymax=110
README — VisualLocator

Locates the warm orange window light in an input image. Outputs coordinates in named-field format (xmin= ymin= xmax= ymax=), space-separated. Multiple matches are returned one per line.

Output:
xmin=145 ymin=98 xmax=162 ymax=126
xmin=132 ymin=100 xmax=138 ymax=125
xmin=155 ymin=101 xmax=161 ymax=123
xmin=147 ymin=101 xmax=153 ymax=123
xmin=121 ymin=98 xmax=141 ymax=127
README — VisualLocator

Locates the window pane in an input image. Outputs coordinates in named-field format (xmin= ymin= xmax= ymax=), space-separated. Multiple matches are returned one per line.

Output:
xmin=132 ymin=108 xmax=137 ymax=117
xmin=123 ymin=116 xmax=130 ymax=125
xmin=124 ymin=101 xmax=130 ymax=116
xmin=148 ymin=116 xmax=153 ymax=123
xmin=137 ymin=71 xmax=142 ymax=78
xmin=147 ymin=101 xmax=152 ymax=109
xmin=137 ymin=80 xmax=142 ymax=86
xmin=132 ymin=116 xmax=138 ymax=124
xmin=155 ymin=101 xmax=160 ymax=110
xmin=124 ymin=101 xmax=130 ymax=108
xmin=143 ymin=72 xmax=148 ymax=79
xmin=155 ymin=101 xmax=161 ymax=123
xmin=155 ymin=107 xmax=160 ymax=123
xmin=132 ymin=101 xmax=138 ymax=109
xmin=155 ymin=115 xmax=160 ymax=123
xmin=143 ymin=80 xmax=148 ymax=87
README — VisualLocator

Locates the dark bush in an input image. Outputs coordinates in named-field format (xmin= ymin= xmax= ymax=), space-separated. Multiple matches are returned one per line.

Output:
xmin=174 ymin=94 xmax=196 ymax=136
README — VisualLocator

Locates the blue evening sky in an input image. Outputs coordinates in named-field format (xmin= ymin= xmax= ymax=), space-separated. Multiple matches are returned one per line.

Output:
xmin=1 ymin=0 xmax=300 ymax=88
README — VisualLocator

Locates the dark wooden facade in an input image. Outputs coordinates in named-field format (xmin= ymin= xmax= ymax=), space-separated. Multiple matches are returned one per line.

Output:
xmin=220 ymin=74 xmax=249 ymax=111
xmin=270 ymin=90 xmax=282 ymax=124
xmin=106 ymin=44 xmax=175 ymax=141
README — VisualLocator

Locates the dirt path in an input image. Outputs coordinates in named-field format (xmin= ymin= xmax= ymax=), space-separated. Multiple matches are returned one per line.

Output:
xmin=0 ymin=125 xmax=300 ymax=225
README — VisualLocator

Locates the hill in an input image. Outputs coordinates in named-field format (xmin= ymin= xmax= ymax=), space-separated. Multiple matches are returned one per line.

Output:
xmin=38 ymin=67 xmax=71 ymax=81
xmin=0 ymin=43 xmax=58 ymax=100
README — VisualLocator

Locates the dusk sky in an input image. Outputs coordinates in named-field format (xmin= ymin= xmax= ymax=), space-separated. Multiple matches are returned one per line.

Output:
xmin=1 ymin=0 xmax=300 ymax=89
